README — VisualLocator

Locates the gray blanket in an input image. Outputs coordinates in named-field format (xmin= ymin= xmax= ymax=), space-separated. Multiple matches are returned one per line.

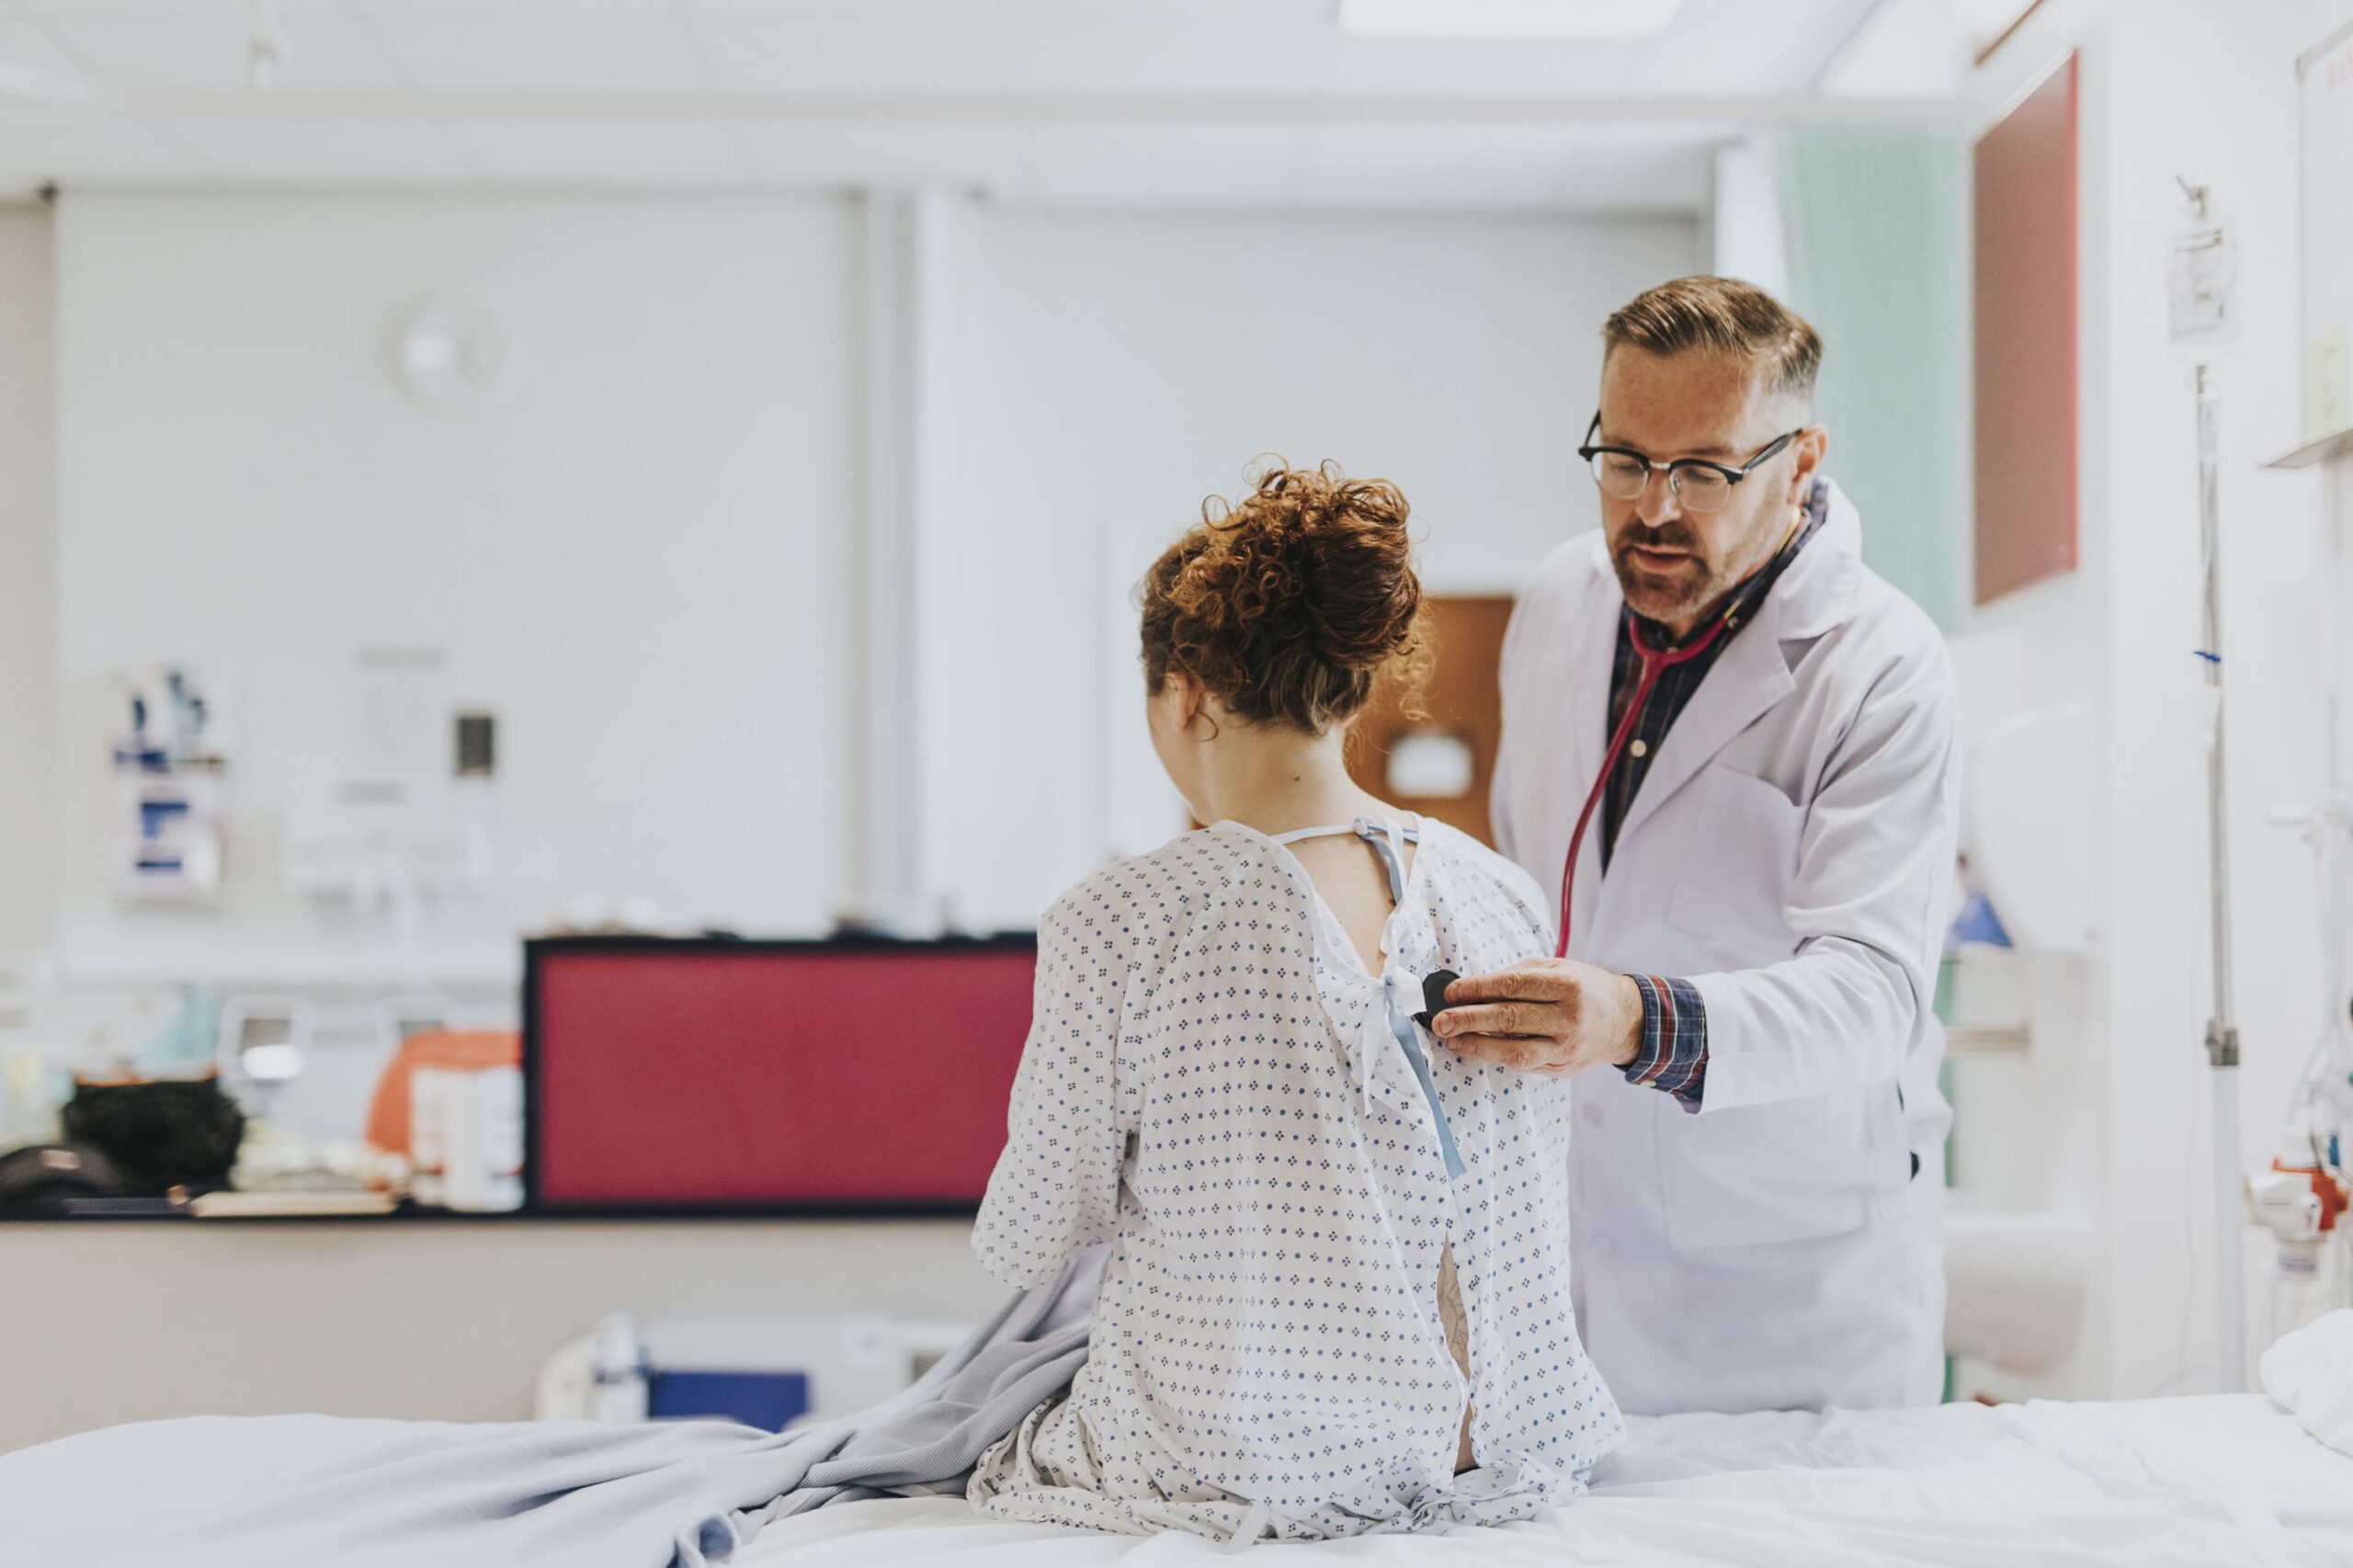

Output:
xmin=0 ymin=1247 xmax=1101 ymax=1568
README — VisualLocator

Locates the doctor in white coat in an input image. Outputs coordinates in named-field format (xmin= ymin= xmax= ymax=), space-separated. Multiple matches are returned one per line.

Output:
xmin=1432 ymin=277 xmax=1958 ymax=1416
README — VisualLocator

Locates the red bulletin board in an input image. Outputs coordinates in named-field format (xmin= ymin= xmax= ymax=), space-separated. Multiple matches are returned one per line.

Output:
xmin=1973 ymin=51 xmax=2079 ymax=605
xmin=526 ymin=937 xmax=1035 ymax=1212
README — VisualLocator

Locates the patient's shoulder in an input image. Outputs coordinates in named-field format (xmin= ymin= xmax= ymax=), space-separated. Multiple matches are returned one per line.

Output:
xmin=1415 ymin=818 xmax=1553 ymax=951
xmin=1040 ymin=827 xmax=1276 ymax=969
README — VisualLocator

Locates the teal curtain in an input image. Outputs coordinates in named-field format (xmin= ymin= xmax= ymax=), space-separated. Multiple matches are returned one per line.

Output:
xmin=1772 ymin=129 xmax=1967 ymax=630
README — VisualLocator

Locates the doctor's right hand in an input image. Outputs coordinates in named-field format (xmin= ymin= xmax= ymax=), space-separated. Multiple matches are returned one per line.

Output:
xmin=1428 ymin=960 xmax=1645 ymax=1077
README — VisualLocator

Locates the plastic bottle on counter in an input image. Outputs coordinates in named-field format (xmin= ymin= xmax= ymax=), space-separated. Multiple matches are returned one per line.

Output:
xmin=441 ymin=1063 xmax=523 ymax=1212
xmin=409 ymin=1067 xmax=450 ymax=1206
xmin=0 ymin=1051 xmax=58 ymax=1153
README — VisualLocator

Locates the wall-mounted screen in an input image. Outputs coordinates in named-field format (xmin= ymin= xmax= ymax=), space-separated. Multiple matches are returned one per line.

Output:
xmin=525 ymin=936 xmax=1035 ymax=1214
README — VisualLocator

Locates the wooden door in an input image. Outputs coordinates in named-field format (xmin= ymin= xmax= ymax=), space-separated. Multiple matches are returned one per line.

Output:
xmin=1347 ymin=595 xmax=1515 ymax=848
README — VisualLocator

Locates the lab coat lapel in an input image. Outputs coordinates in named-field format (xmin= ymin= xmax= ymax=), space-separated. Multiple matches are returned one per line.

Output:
xmin=1565 ymin=543 xmax=1623 ymax=786
xmin=1608 ymin=599 xmax=1794 ymax=848
xmin=1607 ymin=486 xmax=1862 ymax=848
xmin=1562 ymin=551 xmax=1622 ymax=942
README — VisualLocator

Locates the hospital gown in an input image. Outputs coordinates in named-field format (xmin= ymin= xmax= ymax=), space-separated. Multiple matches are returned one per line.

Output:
xmin=967 ymin=816 xmax=1625 ymax=1545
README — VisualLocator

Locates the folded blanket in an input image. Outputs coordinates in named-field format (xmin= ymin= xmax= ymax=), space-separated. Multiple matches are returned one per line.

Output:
xmin=0 ymin=1246 xmax=1102 ymax=1568
xmin=2260 ymin=1307 xmax=2353 ymax=1459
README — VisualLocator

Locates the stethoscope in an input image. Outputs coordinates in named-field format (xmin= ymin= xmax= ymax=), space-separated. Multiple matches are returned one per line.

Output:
xmin=1552 ymin=516 xmax=1804 ymax=960
xmin=1551 ymin=611 xmax=1730 ymax=960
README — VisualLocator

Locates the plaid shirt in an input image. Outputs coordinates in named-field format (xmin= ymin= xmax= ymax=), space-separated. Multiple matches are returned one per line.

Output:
xmin=1611 ymin=480 xmax=1828 ymax=1111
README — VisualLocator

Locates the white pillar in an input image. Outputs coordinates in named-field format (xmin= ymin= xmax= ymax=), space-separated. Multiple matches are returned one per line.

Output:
xmin=849 ymin=190 xmax=924 ymax=929
xmin=0 ymin=205 xmax=56 ymax=959
xmin=849 ymin=187 xmax=980 ymax=932
xmin=1707 ymin=137 xmax=1790 ymax=298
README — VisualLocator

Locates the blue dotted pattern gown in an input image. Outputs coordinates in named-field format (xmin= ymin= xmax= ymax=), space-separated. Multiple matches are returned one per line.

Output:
xmin=967 ymin=815 xmax=1625 ymax=1545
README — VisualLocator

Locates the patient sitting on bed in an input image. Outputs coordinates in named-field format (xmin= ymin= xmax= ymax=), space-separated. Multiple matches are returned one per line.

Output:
xmin=966 ymin=464 xmax=1624 ymax=1546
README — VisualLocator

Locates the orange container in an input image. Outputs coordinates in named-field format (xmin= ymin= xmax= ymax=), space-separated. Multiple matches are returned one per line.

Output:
xmin=365 ymin=1029 xmax=522 ymax=1158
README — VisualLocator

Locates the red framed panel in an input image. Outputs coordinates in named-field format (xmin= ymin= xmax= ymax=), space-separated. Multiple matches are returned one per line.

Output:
xmin=1973 ymin=50 xmax=2079 ymax=605
xmin=525 ymin=937 xmax=1034 ymax=1214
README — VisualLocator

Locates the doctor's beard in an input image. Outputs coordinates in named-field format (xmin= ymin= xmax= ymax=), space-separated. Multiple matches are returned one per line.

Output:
xmin=1608 ymin=506 xmax=1783 ymax=634
xmin=1608 ymin=521 xmax=1718 ymax=628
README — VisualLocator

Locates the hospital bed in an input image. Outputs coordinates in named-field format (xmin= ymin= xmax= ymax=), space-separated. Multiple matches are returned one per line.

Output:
xmin=4 ymin=1335 xmax=2348 ymax=1567
xmin=742 ymin=1393 xmax=2353 ymax=1567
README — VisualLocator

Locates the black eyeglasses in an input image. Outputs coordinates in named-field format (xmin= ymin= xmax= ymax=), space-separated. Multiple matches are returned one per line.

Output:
xmin=1576 ymin=413 xmax=1803 ymax=514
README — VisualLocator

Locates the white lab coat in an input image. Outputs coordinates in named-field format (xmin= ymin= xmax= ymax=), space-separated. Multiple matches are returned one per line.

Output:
xmin=1492 ymin=481 xmax=1958 ymax=1417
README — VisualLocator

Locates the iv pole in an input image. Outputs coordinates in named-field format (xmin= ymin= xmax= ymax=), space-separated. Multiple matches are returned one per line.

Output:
xmin=2196 ymin=357 xmax=2247 ymax=1392
xmin=2178 ymin=175 xmax=2245 ymax=1390
xmin=2170 ymin=175 xmax=2247 ymax=1390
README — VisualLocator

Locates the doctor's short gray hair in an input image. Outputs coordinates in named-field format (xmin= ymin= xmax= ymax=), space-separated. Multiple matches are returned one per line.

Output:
xmin=1604 ymin=276 xmax=1822 ymax=407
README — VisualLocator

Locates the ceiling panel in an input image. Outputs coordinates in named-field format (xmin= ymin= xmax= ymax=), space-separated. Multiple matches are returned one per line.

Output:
xmin=0 ymin=0 xmax=1893 ymax=208
xmin=694 ymin=17 xmax=1016 ymax=93
xmin=374 ymin=15 xmax=707 ymax=91
xmin=352 ymin=0 xmax=682 ymax=18
xmin=1326 ymin=0 xmax=1856 ymax=97
xmin=1015 ymin=123 xmax=1307 ymax=205
xmin=33 ymin=14 xmax=404 ymax=91
xmin=1821 ymin=0 xmax=1963 ymax=96
xmin=453 ymin=119 xmax=759 ymax=181
xmin=0 ymin=14 xmax=90 ymax=93
xmin=1006 ymin=0 xmax=1336 ymax=23
xmin=682 ymin=0 xmax=1007 ymax=19
xmin=0 ymin=99 xmax=199 ymax=180
xmin=1006 ymin=16 xmax=1332 ymax=94
xmin=167 ymin=116 xmax=467 ymax=179
xmin=17 ymin=0 xmax=290 ymax=17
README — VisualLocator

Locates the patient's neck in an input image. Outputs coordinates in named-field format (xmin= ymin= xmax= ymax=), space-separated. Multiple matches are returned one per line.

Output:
xmin=1196 ymin=722 xmax=1390 ymax=839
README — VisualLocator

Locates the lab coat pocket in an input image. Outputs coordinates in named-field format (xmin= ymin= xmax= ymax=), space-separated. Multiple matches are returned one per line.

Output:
xmin=1863 ymin=1079 xmax=1915 ymax=1221
xmin=1665 ymin=765 xmax=1800 ymax=961
xmin=1657 ymin=1090 xmax=1874 ymax=1252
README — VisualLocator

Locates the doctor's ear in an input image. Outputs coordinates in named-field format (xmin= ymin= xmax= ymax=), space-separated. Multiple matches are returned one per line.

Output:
xmin=1787 ymin=423 xmax=1829 ymax=506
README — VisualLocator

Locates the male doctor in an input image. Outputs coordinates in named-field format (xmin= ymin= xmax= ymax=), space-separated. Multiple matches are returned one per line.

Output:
xmin=1431 ymin=276 xmax=1959 ymax=1416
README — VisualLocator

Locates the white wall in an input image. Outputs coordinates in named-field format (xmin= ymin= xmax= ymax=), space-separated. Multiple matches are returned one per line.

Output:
xmin=34 ymin=196 xmax=1699 ymax=971
xmin=1962 ymin=0 xmax=2353 ymax=1399
xmin=0 ymin=205 xmax=54 ymax=957
xmin=50 ymin=193 xmax=862 ymax=983
xmin=924 ymin=210 xmax=1702 ymax=929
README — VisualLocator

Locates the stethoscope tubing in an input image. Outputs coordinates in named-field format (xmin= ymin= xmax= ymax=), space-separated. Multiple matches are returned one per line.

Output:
xmin=1552 ymin=612 xmax=1730 ymax=960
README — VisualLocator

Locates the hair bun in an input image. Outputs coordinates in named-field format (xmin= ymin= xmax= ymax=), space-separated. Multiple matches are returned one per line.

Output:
xmin=1140 ymin=460 xmax=1426 ymax=733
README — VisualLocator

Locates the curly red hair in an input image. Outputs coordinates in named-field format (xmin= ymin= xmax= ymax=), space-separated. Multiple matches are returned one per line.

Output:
xmin=1140 ymin=461 xmax=1427 ymax=735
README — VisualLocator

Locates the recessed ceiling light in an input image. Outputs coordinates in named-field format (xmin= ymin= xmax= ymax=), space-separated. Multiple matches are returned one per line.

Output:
xmin=1338 ymin=0 xmax=1684 ymax=40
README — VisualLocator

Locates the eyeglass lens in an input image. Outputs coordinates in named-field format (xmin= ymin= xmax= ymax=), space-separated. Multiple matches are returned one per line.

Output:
xmin=1590 ymin=453 xmax=1733 ymax=512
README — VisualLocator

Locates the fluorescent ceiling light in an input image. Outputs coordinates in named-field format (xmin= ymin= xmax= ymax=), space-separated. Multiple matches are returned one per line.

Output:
xmin=1338 ymin=0 xmax=1684 ymax=40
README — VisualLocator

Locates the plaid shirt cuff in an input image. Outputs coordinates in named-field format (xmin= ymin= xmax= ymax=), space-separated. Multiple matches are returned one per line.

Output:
xmin=1622 ymin=973 xmax=1707 ymax=1112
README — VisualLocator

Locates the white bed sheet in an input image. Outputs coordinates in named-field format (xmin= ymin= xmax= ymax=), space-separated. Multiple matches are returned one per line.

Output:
xmin=738 ymin=1395 xmax=2353 ymax=1567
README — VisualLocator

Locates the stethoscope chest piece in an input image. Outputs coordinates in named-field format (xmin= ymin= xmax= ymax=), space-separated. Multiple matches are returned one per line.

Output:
xmin=1413 ymin=968 xmax=1463 ymax=1031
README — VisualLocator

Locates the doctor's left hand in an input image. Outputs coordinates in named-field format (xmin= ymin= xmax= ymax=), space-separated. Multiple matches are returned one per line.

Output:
xmin=1428 ymin=960 xmax=1644 ymax=1076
